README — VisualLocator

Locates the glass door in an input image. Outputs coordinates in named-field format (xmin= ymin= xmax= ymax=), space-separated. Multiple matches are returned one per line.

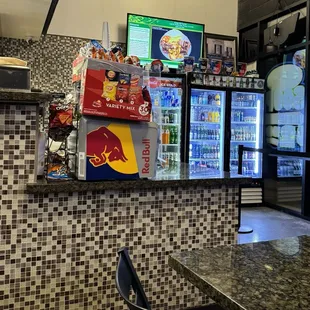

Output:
xmin=230 ymin=91 xmax=264 ymax=177
xmin=149 ymin=77 xmax=183 ymax=175
xmin=189 ymin=89 xmax=226 ymax=176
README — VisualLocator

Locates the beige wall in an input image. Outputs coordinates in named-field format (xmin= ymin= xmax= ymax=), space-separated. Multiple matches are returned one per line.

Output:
xmin=48 ymin=0 xmax=238 ymax=42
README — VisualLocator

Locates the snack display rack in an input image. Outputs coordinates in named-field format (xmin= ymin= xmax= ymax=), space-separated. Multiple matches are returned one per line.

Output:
xmin=45 ymin=93 xmax=78 ymax=181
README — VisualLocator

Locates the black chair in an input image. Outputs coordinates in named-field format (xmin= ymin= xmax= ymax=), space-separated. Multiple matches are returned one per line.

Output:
xmin=116 ymin=247 xmax=224 ymax=310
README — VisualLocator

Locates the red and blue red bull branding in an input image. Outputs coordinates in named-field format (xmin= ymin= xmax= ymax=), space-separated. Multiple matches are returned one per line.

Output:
xmin=77 ymin=117 xmax=158 ymax=181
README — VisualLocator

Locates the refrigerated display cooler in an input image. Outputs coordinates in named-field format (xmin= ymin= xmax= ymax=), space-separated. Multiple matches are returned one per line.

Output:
xmin=186 ymin=74 xmax=265 ymax=180
xmin=230 ymin=91 xmax=264 ymax=177
xmin=188 ymin=89 xmax=225 ymax=175
xmin=147 ymin=73 xmax=186 ymax=177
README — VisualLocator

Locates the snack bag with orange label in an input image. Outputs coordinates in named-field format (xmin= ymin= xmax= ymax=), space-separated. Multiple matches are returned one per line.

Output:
xmin=49 ymin=102 xmax=73 ymax=128
xmin=129 ymin=86 xmax=143 ymax=104
xmin=49 ymin=102 xmax=74 ymax=141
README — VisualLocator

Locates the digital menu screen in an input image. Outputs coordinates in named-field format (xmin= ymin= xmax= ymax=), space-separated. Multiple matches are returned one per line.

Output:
xmin=127 ymin=14 xmax=204 ymax=68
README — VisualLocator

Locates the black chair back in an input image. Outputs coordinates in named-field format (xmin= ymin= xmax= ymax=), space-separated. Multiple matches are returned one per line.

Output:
xmin=116 ymin=247 xmax=152 ymax=310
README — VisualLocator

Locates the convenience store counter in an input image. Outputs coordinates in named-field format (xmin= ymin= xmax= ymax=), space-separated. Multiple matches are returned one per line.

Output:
xmin=1 ymin=90 xmax=255 ymax=310
xmin=26 ymin=164 xmax=255 ymax=193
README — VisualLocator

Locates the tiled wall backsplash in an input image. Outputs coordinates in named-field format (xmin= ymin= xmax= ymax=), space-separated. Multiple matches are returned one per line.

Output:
xmin=0 ymin=102 xmax=239 ymax=309
xmin=0 ymin=35 xmax=125 ymax=94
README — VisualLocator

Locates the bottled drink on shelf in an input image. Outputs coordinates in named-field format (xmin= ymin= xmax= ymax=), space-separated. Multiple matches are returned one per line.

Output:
xmin=165 ymin=127 xmax=170 ymax=144
xmin=200 ymin=111 xmax=206 ymax=121
xmin=215 ymin=93 xmax=221 ymax=106
xmin=174 ymin=127 xmax=179 ymax=144
xmin=169 ymin=127 xmax=175 ymax=144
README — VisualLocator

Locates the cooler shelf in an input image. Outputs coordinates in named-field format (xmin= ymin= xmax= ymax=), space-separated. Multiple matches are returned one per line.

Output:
xmin=158 ymin=123 xmax=179 ymax=126
xmin=191 ymin=121 xmax=220 ymax=124
xmin=191 ymin=139 xmax=220 ymax=142
xmin=231 ymin=140 xmax=256 ymax=143
xmin=231 ymin=122 xmax=256 ymax=125
xmin=191 ymin=104 xmax=221 ymax=108
xmin=190 ymin=158 xmax=220 ymax=161
xmin=161 ymin=144 xmax=180 ymax=146
xmin=231 ymin=106 xmax=257 ymax=109
xmin=153 ymin=107 xmax=180 ymax=110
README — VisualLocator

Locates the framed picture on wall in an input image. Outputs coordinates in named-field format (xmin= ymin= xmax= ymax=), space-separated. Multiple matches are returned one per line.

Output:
xmin=204 ymin=33 xmax=238 ymax=75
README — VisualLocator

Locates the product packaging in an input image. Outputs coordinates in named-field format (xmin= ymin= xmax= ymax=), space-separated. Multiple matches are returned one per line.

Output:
xmin=77 ymin=117 xmax=158 ymax=180
xmin=210 ymin=58 xmax=222 ymax=74
xmin=223 ymin=60 xmax=234 ymax=76
xmin=184 ymin=56 xmax=195 ymax=72
xmin=78 ymin=58 xmax=152 ymax=121
xmin=237 ymin=62 xmax=247 ymax=77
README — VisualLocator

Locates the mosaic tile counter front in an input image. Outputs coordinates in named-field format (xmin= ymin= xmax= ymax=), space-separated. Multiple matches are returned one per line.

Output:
xmin=0 ymin=102 xmax=239 ymax=309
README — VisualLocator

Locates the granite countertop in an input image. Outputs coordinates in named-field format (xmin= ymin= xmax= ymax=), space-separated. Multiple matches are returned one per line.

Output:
xmin=26 ymin=165 xmax=257 ymax=193
xmin=0 ymin=91 xmax=51 ymax=103
xmin=169 ymin=235 xmax=310 ymax=310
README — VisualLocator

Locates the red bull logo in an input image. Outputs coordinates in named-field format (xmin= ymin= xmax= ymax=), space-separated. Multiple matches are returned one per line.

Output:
xmin=142 ymin=139 xmax=150 ymax=174
xmin=87 ymin=126 xmax=128 ymax=167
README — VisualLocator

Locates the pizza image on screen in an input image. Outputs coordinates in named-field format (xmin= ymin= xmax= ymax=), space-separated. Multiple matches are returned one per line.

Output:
xmin=159 ymin=29 xmax=192 ymax=61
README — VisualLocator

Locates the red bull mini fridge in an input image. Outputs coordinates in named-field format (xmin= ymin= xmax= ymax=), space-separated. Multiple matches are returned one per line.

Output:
xmin=77 ymin=116 xmax=158 ymax=180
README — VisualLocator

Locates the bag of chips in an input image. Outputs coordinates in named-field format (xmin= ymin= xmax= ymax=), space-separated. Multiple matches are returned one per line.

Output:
xmin=49 ymin=102 xmax=74 ymax=141
xmin=102 ymin=81 xmax=118 ymax=101
xmin=116 ymin=84 xmax=129 ymax=102
xmin=129 ymin=86 xmax=143 ymax=104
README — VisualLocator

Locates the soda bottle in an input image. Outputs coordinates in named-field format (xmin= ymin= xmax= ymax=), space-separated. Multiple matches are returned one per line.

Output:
xmin=233 ymin=76 xmax=237 ymax=87
xmin=161 ymin=128 xmax=166 ymax=144
xmin=251 ymin=78 xmax=255 ymax=89
xmin=195 ymin=106 xmax=199 ymax=121
xmin=208 ymin=110 xmax=213 ymax=122
xmin=166 ymin=90 xmax=172 ymax=107
xmin=208 ymin=94 xmax=212 ymax=105
xmin=171 ymin=93 xmax=175 ymax=106
xmin=201 ymin=111 xmax=206 ymax=122
xmin=198 ymin=126 xmax=202 ymax=140
xmin=192 ymin=145 xmax=196 ymax=158
xmin=190 ymin=127 xmax=193 ymax=140
xmin=203 ymin=93 xmax=208 ymax=105
xmin=169 ymin=127 xmax=175 ymax=144
xmin=196 ymin=145 xmax=200 ymax=158
xmin=193 ymin=126 xmax=197 ymax=140
xmin=217 ymin=144 xmax=220 ymax=159
xmin=166 ymin=128 xmax=170 ymax=144
xmin=202 ymin=127 xmax=207 ymax=139
xmin=174 ymin=127 xmax=178 ymax=144
xmin=246 ymin=78 xmax=250 ymax=88
xmin=212 ymin=110 xmax=216 ymax=123
xmin=240 ymin=78 xmax=244 ymax=88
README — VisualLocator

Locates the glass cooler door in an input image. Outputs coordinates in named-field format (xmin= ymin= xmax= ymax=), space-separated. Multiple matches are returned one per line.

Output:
xmin=149 ymin=77 xmax=183 ymax=174
xmin=189 ymin=89 xmax=226 ymax=175
xmin=230 ymin=91 xmax=264 ymax=177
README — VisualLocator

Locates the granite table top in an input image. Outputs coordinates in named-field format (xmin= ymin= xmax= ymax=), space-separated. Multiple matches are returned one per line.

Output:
xmin=26 ymin=167 xmax=257 ymax=193
xmin=0 ymin=90 xmax=51 ymax=103
xmin=169 ymin=235 xmax=310 ymax=310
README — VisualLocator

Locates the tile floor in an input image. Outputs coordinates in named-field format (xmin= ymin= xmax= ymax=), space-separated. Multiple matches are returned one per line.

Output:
xmin=238 ymin=207 xmax=310 ymax=244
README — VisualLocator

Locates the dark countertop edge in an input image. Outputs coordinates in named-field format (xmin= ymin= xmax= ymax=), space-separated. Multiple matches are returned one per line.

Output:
xmin=0 ymin=91 xmax=52 ymax=103
xmin=26 ymin=177 xmax=255 ymax=194
xmin=168 ymin=255 xmax=241 ymax=310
